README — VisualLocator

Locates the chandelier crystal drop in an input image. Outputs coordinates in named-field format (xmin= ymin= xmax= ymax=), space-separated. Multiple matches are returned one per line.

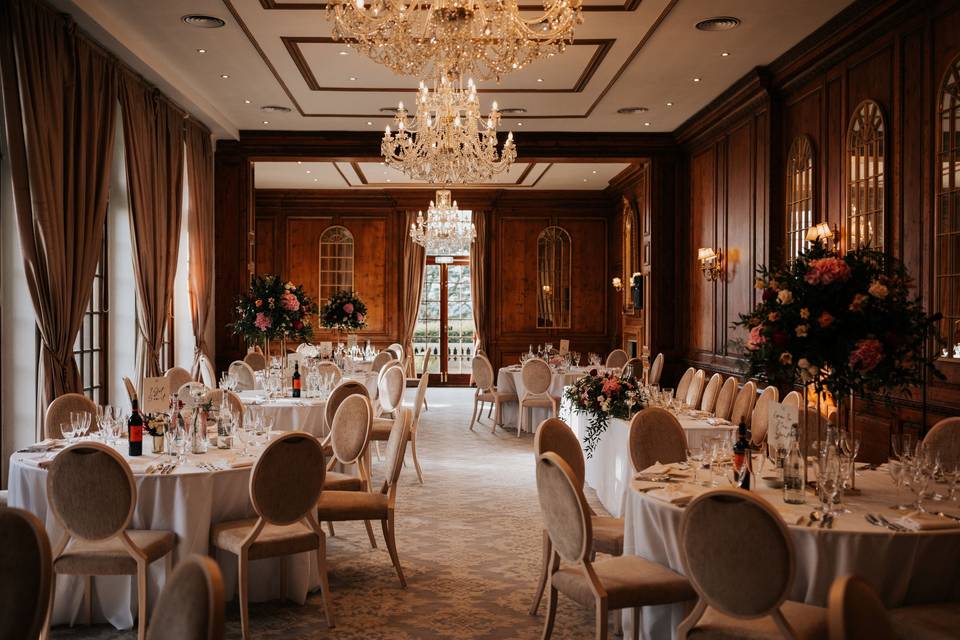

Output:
xmin=382 ymin=76 xmax=517 ymax=184
xmin=410 ymin=190 xmax=477 ymax=255
xmin=326 ymin=0 xmax=583 ymax=81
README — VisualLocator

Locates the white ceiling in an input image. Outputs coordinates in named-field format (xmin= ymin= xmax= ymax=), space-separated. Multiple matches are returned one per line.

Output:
xmin=52 ymin=0 xmax=854 ymax=139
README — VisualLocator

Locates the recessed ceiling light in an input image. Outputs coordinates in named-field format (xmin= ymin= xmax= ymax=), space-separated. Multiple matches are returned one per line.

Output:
xmin=582 ymin=178 xmax=588 ymax=182
xmin=220 ymin=74 xmax=230 ymax=79
xmin=693 ymin=77 xmax=701 ymax=82
xmin=196 ymin=48 xmax=207 ymax=54
xmin=297 ymin=161 xmax=302 ymax=165
xmin=244 ymin=99 xmax=251 ymax=104
xmin=695 ymin=16 xmax=741 ymax=31
xmin=367 ymin=121 xmax=373 ymax=126
xmin=517 ymin=122 xmax=523 ymax=126
xmin=617 ymin=106 xmax=649 ymax=115
xmin=262 ymin=120 xmax=269 ymax=124
xmin=349 ymin=76 xmax=357 ymax=81
xmin=313 ymin=178 xmax=318 ymax=182
xmin=261 ymin=105 xmax=291 ymax=113
xmin=721 ymin=51 xmax=730 ymax=57
xmin=644 ymin=122 xmax=651 ymax=126
xmin=386 ymin=179 xmax=392 ymax=182
xmin=537 ymin=78 xmax=543 ymax=83
xmin=181 ymin=15 xmax=226 ymax=28
xmin=592 ymin=170 xmax=597 ymax=174
xmin=306 ymin=170 xmax=312 ymax=174
xmin=339 ymin=51 xmax=349 ymax=56
xmin=666 ymin=101 xmax=674 ymax=107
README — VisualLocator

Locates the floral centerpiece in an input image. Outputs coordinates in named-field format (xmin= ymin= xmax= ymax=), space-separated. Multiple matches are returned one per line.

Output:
xmin=319 ymin=289 xmax=368 ymax=333
xmin=231 ymin=275 xmax=316 ymax=347
xmin=564 ymin=369 xmax=646 ymax=457
xmin=734 ymin=242 xmax=942 ymax=402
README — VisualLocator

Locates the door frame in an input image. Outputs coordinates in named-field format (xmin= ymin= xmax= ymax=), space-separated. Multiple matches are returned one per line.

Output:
xmin=423 ymin=255 xmax=473 ymax=386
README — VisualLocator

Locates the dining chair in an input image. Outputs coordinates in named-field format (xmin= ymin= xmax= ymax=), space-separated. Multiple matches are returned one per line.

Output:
xmin=605 ymin=349 xmax=629 ymax=369
xmin=713 ymin=377 xmax=737 ymax=421
xmin=782 ymin=390 xmax=802 ymax=407
xmin=677 ymin=489 xmax=827 ymax=639
xmin=750 ymin=386 xmax=780 ymax=446
xmin=164 ymin=367 xmax=193 ymax=392
xmin=684 ymin=370 xmax=706 ymax=408
xmin=228 ymin=361 xmax=256 ymax=391
xmin=0 ymin=507 xmax=51 ymax=640
xmin=371 ymin=351 xmax=394 ymax=377
xmin=208 ymin=389 xmax=244 ymax=420
xmin=372 ymin=363 xmax=405 ymax=430
xmin=649 ymin=353 xmax=664 ymax=385
xmin=535 ymin=452 xmax=696 ymax=640
xmin=469 ymin=353 xmax=516 ymax=433
xmin=46 ymin=443 xmax=176 ymax=640
xmin=922 ymin=416 xmax=960 ymax=468
xmin=386 ymin=342 xmax=404 ymax=362
xmin=324 ymin=394 xmax=378 ymax=547
xmin=210 ymin=432 xmax=333 ymax=638
xmin=323 ymin=379 xmax=369 ymax=441
xmin=621 ymin=357 xmax=643 ymax=379
xmin=729 ymin=381 xmax=758 ymax=427
xmin=519 ymin=359 xmax=559 ymax=438
xmin=44 ymin=392 xmax=97 ymax=440
xmin=627 ymin=408 xmax=688 ymax=473
xmin=123 ymin=376 xmax=138 ymax=403
xmin=146 ymin=555 xmax=225 ymax=640
xmin=699 ymin=374 xmax=723 ymax=413
xmin=177 ymin=381 xmax=209 ymax=400
xmin=529 ymin=419 xmax=625 ymax=616
xmin=404 ymin=361 xmax=431 ymax=483
xmin=316 ymin=409 xmax=412 ymax=588
xmin=311 ymin=361 xmax=340 ymax=386
xmin=827 ymin=575 xmax=893 ymax=640
xmin=197 ymin=355 xmax=217 ymax=389
xmin=406 ymin=348 xmax=431 ymax=413
xmin=242 ymin=350 xmax=266 ymax=371
xmin=675 ymin=367 xmax=695 ymax=404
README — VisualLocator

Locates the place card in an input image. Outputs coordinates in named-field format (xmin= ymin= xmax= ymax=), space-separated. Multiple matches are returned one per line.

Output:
xmin=768 ymin=401 xmax=799 ymax=453
xmin=559 ymin=339 xmax=570 ymax=355
xmin=319 ymin=341 xmax=333 ymax=357
xmin=141 ymin=377 xmax=170 ymax=414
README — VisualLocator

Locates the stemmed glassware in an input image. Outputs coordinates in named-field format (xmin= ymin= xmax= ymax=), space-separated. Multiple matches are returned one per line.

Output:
xmin=814 ymin=452 xmax=841 ymax=517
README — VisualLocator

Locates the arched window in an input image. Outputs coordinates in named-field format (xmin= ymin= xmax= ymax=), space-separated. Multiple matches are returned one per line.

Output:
xmin=537 ymin=226 xmax=571 ymax=329
xmin=785 ymin=135 xmax=815 ymax=260
xmin=846 ymin=100 xmax=886 ymax=249
xmin=936 ymin=54 xmax=960 ymax=350
xmin=318 ymin=225 xmax=354 ymax=303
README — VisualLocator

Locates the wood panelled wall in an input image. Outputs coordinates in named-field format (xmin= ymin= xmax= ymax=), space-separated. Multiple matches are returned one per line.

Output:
xmin=674 ymin=0 xmax=960 ymax=458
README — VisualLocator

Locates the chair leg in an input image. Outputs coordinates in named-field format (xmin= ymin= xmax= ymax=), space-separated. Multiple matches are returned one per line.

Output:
xmin=316 ymin=534 xmax=335 ymax=628
xmin=469 ymin=395 xmax=479 ymax=431
xmin=327 ymin=521 xmax=336 ymax=537
xmin=84 ymin=575 xmax=92 ymax=624
xmin=364 ymin=520 xmax=379 ymax=549
xmin=595 ymin=599 xmax=609 ymax=640
xmin=529 ymin=530 xmax=552 ymax=615
xmin=518 ymin=404 xmax=524 ymax=438
xmin=239 ymin=552 xmax=250 ymax=640
xmin=423 ymin=396 xmax=428 ymax=412
xmin=375 ymin=441 xmax=382 ymax=461
xmin=41 ymin=574 xmax=55 ymax=640
xmin=382 ymin=514 xmax=406 ymax=588
xmin=410 ymin=433 xmax=424 ymax=484
xmin=137 ymin=562 xmax=147 ymax=640
xmin=631 ymin=607 xmax=641 ymax=640
xmin=487 ymin=402 xmax=493 ymax=418
xmin=541 ymin=584 xmax=558 ymax=640
xmin=492 ymin=400 xmax=502 ymax=434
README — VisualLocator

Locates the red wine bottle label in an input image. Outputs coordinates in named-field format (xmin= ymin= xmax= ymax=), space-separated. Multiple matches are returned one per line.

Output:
xmin=130 ymin=425 xmax=143 ymax=443
xmin=293 ymin=378 xmax=301 ymax=390
xmin=733 ymin=452 xmax=744 ymax=471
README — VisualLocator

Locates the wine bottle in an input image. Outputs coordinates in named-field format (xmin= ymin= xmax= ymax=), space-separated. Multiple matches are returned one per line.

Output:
xmin=128 ymin=398 xmax=143 ymax=457
xmin=732 ymin=419 xmax=751 ymax=490
xmin=783 ymin=423 xmax=806 ymax=504
xmin=292 ymin=361 xmax=301 ymax=398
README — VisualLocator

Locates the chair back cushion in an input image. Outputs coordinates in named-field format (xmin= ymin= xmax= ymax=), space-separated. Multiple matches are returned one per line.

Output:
xmin=47 ymin=443 xmax=134 ymax=540
xmin=44 ymin=393 xmax=97 ymax=440
xmin=471 ymin=354 xmax=495 ymax=390
xmin=228 ymin=361 xmax=256 ymax=391
xmin=242 ymin=351 xmax=266 ymax=371
xmin=316 ymin=361 xmax=343 ymax=384
xmin=923 ymin=417 xmax=960 ymax=469
xmin=0 ymin=507 xmax=51 ymax=640
xmin=384 ymin=409 xmax=413 ymax=488
xmin=827 ymin=575 xmax=893 ymax=640
xmin=751 ymin=386 xmax=780 ymax=445
xmin=165 ymin=366 xmax=193 ymax=391
xmin=535 ymin=452 xmax=591 ymax=563
xmin=649 ymin=353 xmax=664 ymax=385
xmin=730 ymin=381 xmax=758 ymax=426
xmin=521 ymin=359 xmax=552 ymax=395
xmin=782 ymin=390 xmax=802 ymax=407
xmin=147 ymin=555 xmax=225 ymax=640
xmin=675 ymin=367 xmax=695 ymax=403
xmin=684 ymin=370 xmax=706 ymax=408
xmin=628 ymin=408 xmax=687 ymax=473
xmin=378 ymin=364 xmax=405 ymax=413
xmin=371 ymin=351 xmax=394 ymax=375
xmin=605 ymin=349 xmax=628 ymax=369
xmin=330 ymin=394 xmax=373 ymax=464
xmin=534 ymin=418 xmax=585 ymax=488
xmin=714 ymin=377 xmax=738 ymax=420
xmin=700 ymin=374 xmax=722 ymax=413
xmin=250 ymin=432 xmax=326 ymax=525
xmin=681 ymin=489 xmax=794 ymax=617
xmin=325 ymin=380 xmax=369 ymax=429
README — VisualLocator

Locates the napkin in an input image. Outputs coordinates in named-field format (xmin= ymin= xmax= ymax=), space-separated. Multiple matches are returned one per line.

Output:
xmin=893 ymin=512 xmax=960 ymax=531
xmin=636 ymin=462 xmax=687 ymax=479
xmin=18 ymin=439 xmax=64 ymax=453
xmin=229 ymin=459 xmax=255 ymax=469
xmin=646 ymin=488 xmax=694 ymax=507
xmin=707 ymin=417 xmax=732 ymax=426
xmin=19 ymin=456 xmax=54 ymax=469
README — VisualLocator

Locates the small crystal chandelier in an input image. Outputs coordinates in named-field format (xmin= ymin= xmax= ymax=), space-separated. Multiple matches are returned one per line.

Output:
xmin=382 ymin=75 xmax=516 ymax=184
xmin=410 ymin=190 xmax=476 ymax=255
xmin=326 ymin=0 xmax=583 ymax=81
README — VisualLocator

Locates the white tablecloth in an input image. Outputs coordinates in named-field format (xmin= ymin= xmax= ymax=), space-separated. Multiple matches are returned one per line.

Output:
xmin=496 ymin=366 xmax=587 ymax=431
xmin=240 ymin=395 xmax=328 ymax=437
xmin=8 ymin=444 xmax=322 ymax=630
xmin=567 ymin=409 xmax=737 ymax=517
xmin=622 ymin=469 xmax=960 ymax=639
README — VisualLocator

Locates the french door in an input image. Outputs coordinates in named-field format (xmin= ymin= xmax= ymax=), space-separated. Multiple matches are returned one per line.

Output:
xmin=414 ymin=256 xmax=475 ymax=385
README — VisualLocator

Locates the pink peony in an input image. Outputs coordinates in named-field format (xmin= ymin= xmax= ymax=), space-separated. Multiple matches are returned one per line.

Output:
xmin=601 ymin=378 xmax=621 ymax=395
xmin=804 ymin=258 xmax=852 ymax=285
xmin=356 ymin=313 xmax=364 ymax=323
xmin=747 ymin=325 xmax=766 ymax=351
xmin=280 ymin=291 xmax=300 ymax=312
xmin=254 ymin=312 xmax=272 ymax=331
xmin=849 ymin=338 xmax=883 ymax=372
xmin=343 ymin=302 xmax=355 ymax=314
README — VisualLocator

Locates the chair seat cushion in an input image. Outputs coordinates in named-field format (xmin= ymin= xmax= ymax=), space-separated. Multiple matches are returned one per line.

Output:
xmin=891 ymin=602 xmax=960 ymax=640
xmin=55 ymin=530 xmax=175 ymax=575
xmin=324 ymin=470 xmax=364 ymax=491
xmin=687 ymin=601 xmax=828 ymax=640
xmin=551 ymin=556 xmax=694 ymax=610
xmin=591 ymin=516 xmax=624 ymax=556
xmin=478 ymin=389 xmax=516 ymax=402
xmin=316 ymin=490 xmax=388 ymax=522
xmin=521 ymin=395 xmax=558 ymax=409
xmin=211 ymin=518 xmax=320 ymax=562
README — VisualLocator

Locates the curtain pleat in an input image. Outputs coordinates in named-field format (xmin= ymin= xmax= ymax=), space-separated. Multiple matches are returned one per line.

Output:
xmin=401 ymin=211 xmax=426 ymax=376
xmin=469 ymin=210 xmax=488 ymax=354
xmin=185 ymin=120 xmax=214 ymax=380
xmin=0 ymin=0 xmax=117 ymax=428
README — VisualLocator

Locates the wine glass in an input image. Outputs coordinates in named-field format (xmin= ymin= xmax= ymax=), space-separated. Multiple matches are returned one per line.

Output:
xmin=887 ymin=459 xmax=911 ymax=510
xmin=61 ymin=421 xmax=76 ymax=443
xmin=815 ymin=454 xmax=840 ymax=516
xmin=686 ymin=446 xmax=702 ymax=485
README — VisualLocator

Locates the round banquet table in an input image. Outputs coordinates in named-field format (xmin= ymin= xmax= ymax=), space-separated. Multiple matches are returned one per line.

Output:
xmin=496 ymin=366 xmax=589 ymax=432
xmin=621 ymin=467 xmax=960 ymax=639
xmin=8 ymin=443 xmax=323 ymax=630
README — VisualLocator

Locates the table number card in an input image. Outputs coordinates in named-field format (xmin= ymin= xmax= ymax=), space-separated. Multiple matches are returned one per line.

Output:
xmin=768 ymin=402 xmax=799 ymax=453
xmin=142 ymin=377 xmax=170 ymax=414
xmin=347 ymin=335 xmax=358 ymax=349
xmin=319 ymin=341 xmax=333 ymax=358
xmin=559 ymin=340 xmax=570 ymax=355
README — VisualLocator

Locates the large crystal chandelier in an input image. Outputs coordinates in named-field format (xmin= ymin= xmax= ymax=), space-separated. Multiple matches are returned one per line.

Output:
xmin=382 ymin=75 xmax=516 ymax=184
xmin=410 ymin=190 xmax=476 ymax=255
xmin=326 ymin=0 xmax=583 ymax=81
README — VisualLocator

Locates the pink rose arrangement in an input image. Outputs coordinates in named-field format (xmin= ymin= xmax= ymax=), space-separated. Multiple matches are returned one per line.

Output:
xmin=804 ymin=257 xmax=852 ymax=285
xmin=566 ymin=370 xmax=646 ymax=457
xmin=319 ymin=290 xmax=368 ymax=332
xmin=231 ymin=275 xmax=316 ymax=345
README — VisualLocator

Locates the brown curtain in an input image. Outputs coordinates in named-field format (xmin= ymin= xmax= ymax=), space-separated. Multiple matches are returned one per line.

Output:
xmin=0 ymin=0 xmax=117 ymax=420
xmin=119 ymin=70 xmax=184 ymax=382
xmin=401 ymin=210 xmax=426 ymax=376
xmin=469 ymin=210 xmax=488 ymax=355
xmin=185 ymin=120 xmax=214 ymax=379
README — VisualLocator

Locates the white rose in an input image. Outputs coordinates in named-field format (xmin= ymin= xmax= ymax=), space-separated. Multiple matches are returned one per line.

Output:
xmin=777 ymin=289 xmax=794 ymax=304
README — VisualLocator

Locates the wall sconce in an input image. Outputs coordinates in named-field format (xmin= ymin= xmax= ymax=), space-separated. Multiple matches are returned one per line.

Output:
xmin=542 ymin=284 xmax=553 ymax=296
xmin=805 ymin=222 xmax=837 ymax=245
xmin=611 ymin=276 xmax=623 ymax=292
xmin=697 ymin=247 xmax=723 ymax=282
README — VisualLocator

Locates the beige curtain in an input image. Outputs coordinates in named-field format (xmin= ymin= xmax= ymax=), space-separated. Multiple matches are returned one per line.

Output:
xmin=470 ymin=210 xmax=488 ymax=354
xmin=0 ymin=0 xmax=117 ymax=420
xmin=401 ymin=210 xmax=426 ymax=376
xmin=185 ymin=120 xmax=214 ymax=379
xmin=119 ymin=71 xmax=184 ymax=382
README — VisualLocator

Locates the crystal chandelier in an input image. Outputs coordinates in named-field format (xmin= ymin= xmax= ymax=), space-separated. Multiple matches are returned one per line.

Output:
xmin=382 ymin=75 xmax=516 ymax=184
xmin=410 ymin=190 xmax=476 ymax=255
xmin=326 ymin=0 xmax=583 ymax=81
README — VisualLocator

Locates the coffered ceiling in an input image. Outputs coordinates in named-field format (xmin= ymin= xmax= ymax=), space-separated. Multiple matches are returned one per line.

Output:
xmin=52 ymin=0 xmax=853 ymax=139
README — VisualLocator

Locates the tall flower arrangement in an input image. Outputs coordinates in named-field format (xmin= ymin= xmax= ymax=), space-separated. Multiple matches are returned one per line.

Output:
xmin=735 ymin=242 xmax=941 ymax=400
xmin=231 ymin=275 xmax=316 ymax=345
xmin=564 ymin=370 xmax=646 ymax=457
xmin=319 ymin=289 xmax=368 ymax=332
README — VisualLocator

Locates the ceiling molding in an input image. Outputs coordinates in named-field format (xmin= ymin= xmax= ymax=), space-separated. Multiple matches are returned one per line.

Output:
xmin=259 ymin=0 xmax=643 ymax=13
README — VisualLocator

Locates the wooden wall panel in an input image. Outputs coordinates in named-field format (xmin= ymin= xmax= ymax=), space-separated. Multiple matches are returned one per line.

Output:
xmin=688 ymin=147 xmax=717 ymax=356
xmin=496 ymin=216 xmax=547 ymax=335
xmin=345 ymin=217 xmax=389 ymax=335
xmin=725 ymin=122 xmax=755 ymax=354
xmin=254 ymin=217 xmax=276 ymax=276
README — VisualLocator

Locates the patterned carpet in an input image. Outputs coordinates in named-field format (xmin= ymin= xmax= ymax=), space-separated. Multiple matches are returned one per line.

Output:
xmin=53 ymin=388 xmax=602 ymax=639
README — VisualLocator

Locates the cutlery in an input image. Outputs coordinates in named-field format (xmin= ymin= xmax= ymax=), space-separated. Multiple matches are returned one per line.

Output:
xmin=935 ymin=511 xmax=960 ymax=522
xmin=806 ymin=511 xmax=821 ymax=527
xmin=872 ymin=513 xmax=906 ymax=531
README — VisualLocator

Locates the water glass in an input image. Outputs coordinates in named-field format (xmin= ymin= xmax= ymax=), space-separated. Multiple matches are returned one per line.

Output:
xmin=61 ymin=421 xmax=76 ymax=443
